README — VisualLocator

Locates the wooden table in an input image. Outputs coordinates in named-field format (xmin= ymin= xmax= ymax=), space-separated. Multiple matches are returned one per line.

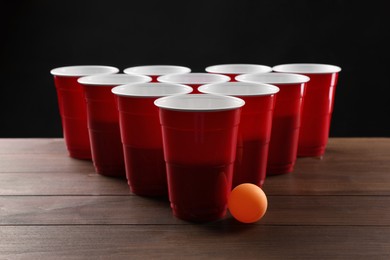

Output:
xmin=1 ymin=138 xmax=389 ymax=259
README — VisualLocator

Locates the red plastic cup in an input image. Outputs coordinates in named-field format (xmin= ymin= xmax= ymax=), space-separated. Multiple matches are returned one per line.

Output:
xmin=205 ymin=64 xmax=272 ymax=81
xmin=124 ymin=65 xmax=191 ymax=82
xmin=157 ymin=73 xmax=230 ymax=93
xmin=237 ymin=73 xmax=310 ymax=175
xmin=154 ymin=94 xmax=245 ymax=222
xmin=272 ymin=63 xmax=342 ymax=157
xmin=111 ymin=83 xmax=193 ymax=196
xmin=50 ymin=65 xmax=119 ymax=159
xmin=77 ymin=74 xmax=151 ymax=178
xmin=198 ymin=82 xmax=279 ymax=188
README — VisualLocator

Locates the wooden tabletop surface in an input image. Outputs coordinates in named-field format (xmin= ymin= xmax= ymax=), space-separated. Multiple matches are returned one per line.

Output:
xmin=1 ymin=138 xmax=389 ymax=259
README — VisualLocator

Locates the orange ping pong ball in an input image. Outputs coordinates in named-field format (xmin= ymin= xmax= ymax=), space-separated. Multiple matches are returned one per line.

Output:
xmin=228 ymin=183 xmax=268 ymax=223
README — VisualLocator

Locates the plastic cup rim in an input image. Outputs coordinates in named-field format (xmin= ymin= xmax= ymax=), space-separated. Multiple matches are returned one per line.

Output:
xmin=236 ymin=72 xmax=310 ymax=84
xmin=50 ymin=65 xmax=119 ymax=77
xmin=199 ymin=82 xmax=280 ymax=96
xmin=111 ymin=82 xmax=193 ymax=97
xmin=157 ymin=72 xmax=230 ymax=84
xmin=154 ymin=93 xmax=245 ymax=112
xmin=124 ymin=65 xmax=191 ymax=76
xmin=77 ymin=74 xmax=151 ymax=86
xmin=205 ymin=64 xmax=272 ymax=74
xmin=272 ymin=63 xmax=342 ymax=74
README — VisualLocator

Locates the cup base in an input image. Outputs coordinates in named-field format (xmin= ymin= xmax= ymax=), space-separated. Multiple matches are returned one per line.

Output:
xmin=171 ymin=203 xmax=227 ymax=223
xmin=96 ymin=167 xmax=126 ymax=179
xmin=266 ymin=163 xmax=294 ymax=175
xmin=298 ymin=146 xmax=326 ymax=157
xmin=130 ymin=185 xmax=168 ymax=197
xmin=68 ymin=150 xmax=92 ymax=160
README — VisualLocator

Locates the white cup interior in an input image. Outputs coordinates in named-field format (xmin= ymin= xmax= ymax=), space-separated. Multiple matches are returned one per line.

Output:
xmin=78 ymin=74 xmax=151 ymax=86
xmin=199 ymin=82 xmax=279 ymax=96
xmin=124 ymin=65 xmax=191 ymax=76
xmin=50 ymin=65 xmax=119 ymax=77
xmin=236 ymin=72 xmax=310 ymax=84
xmin=272 ymin=63 xmax=341 ymax=74
xmin=111 ymin=83 xmax=193 ymax=97
xmin=205 ymin=64 xmax=272 ymax=74
xmin=158 ymin=73 xmax=230 ymax=84
xmin=154 ymin=94 xmax=245 ymax=111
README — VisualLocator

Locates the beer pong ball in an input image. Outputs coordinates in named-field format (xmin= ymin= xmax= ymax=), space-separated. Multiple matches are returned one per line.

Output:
xmin=124 ymin=65 xmax=191 ymax=82
xmin=228 ymin=183 xmax=268 ymax=223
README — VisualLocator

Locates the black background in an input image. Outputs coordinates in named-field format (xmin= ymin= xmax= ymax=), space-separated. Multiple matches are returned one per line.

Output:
xmin=1 ymin=0 xmax=389 ymax=137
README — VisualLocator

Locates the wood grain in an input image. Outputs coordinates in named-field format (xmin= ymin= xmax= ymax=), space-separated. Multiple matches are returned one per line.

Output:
xmin=1 ymin=138 xmax=389 ymax=195
xmin=0 ymin=138 xmax=67 ymax=154
xmin=1 ymin=195 xmax=389 ymax=226
xmin=1 ymin=226 xmax=389 ymax=259
xmin=0 ymin=138 xmax=389 ymax=259
xmin=0 ymin=173 xmax=130 ymax=195
xmin=0 ymin=154 xmax=94 ymax=173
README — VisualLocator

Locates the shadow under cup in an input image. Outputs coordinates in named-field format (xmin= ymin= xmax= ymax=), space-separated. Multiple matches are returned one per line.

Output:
xmin=50 ymin=65 xmax=119 ymax=159
xmin=78 ymin=74 xmax=151 ymax=178
xmin=111 ymin=83 xmax=193 ymax=197
xmin=273 ymin=64 xmax=342 ymax=157
xmin=154 ymin=94 xmax=245 ymax=222
xmin=198 ymin=82 xmax=279 ymax=188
